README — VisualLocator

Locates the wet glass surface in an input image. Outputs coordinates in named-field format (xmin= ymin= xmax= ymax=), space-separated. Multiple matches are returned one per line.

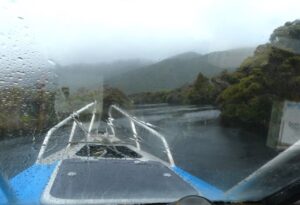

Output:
xmin=0 ymin=0 xmax=300 ymax=204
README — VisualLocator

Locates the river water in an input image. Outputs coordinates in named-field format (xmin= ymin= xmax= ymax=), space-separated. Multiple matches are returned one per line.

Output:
xmin=0 ymin=104 xmax=279 ymax=191
xmin=130 ymin=104 xmax=279 ymax=190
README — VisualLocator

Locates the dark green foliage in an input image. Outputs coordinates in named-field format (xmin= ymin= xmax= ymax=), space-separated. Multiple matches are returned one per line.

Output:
xmin=102 ymin=86 xmax=132 ymax=119
xmin=187 ymin=73 xmax=215 ymax=105
xmin=166 ymin=86 xmax=192 ymax=105
xmin=129 ymin=91 xmax=171 ymax=104
xmin=103 ymin=86 xmax=132 ymax=109
xmin=129 ymin=87 xmax=192 ymax=105
xmin=218 ymin=20 xmax=300 ymax=129
xmin=129 ymin=86 xmax=196 ymax=105
xmin=218 ymin=45 xmax=300 ymax=129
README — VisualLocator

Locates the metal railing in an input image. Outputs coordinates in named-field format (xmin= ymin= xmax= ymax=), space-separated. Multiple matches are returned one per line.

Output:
xmin=36 ymin=102 xmax=175 ymax=167
xmin=36 ymin=101 xmax=97 ymax=163
xmin=108 ymin=105 xmax=175 ymax=166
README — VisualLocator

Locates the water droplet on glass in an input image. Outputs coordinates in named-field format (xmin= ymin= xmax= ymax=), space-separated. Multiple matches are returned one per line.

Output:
xmin=163 ymin=173 xmax=171 ymax=177
xmin=47 ymin=59 xmax=57 ymax=66
xmin=67 ymin=171 xmax=77 ymax=177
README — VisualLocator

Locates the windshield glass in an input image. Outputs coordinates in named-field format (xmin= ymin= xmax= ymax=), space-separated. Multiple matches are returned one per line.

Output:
xmin=0 ymin=0 xmax=300 ymax=204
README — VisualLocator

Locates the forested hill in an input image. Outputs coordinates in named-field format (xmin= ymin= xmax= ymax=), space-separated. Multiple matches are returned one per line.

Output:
xmin=106 ymin=53 xmax=220 ymax=94
xmin=202 ymin=47 xmax=255 ymax=68
xmin=106 ymin=48 xmax=254 ymax=94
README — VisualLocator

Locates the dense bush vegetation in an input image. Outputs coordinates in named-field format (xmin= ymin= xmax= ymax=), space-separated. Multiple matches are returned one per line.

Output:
xmin=129 ymin=91 xmax=171 ymax=105
xmin=102 ymin=86 xmax=132 ymax=119
xmin=0 ymin=85 xmax=56 ymax=139
xmin=217 ymin=20 xmax=300 ymax=129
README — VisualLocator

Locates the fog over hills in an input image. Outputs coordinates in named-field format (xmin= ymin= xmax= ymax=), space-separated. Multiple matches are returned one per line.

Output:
xmin=55 ymin=59 xmax=152 ymax=92
xmin=56 ymin=47 xmax=255 ymax=94
xmin=106 ymin=53 xmax=220 ymax=94
xmin=106 ymin=47 xmax=255 ymax=94
xmin=202 ymin=47 xmax=255 ymax=68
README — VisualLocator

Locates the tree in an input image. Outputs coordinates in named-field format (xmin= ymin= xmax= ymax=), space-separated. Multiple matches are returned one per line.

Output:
xmin=187 ymin=73 xmax=215 ymax=105
xmin=218 ymin=45 xmax=300 ymax=129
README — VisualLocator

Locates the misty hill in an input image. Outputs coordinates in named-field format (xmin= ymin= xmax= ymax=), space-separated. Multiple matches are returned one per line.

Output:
xmin=55 ymin=59 xmax=152 ymax=92
xmin=202 ymin=47 xmax=255 ymax=68
xmin=106 ymin=48 xmax=255 ymax=94
xmin=106 ymin=54 xmax=218 ymax=94
xmin=169 ymin=51 xmax=201 ymax=59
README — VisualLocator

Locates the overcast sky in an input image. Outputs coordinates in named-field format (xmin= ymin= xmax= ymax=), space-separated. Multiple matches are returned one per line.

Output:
xmin=1 ymin=0 xmax=300 ymax=65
